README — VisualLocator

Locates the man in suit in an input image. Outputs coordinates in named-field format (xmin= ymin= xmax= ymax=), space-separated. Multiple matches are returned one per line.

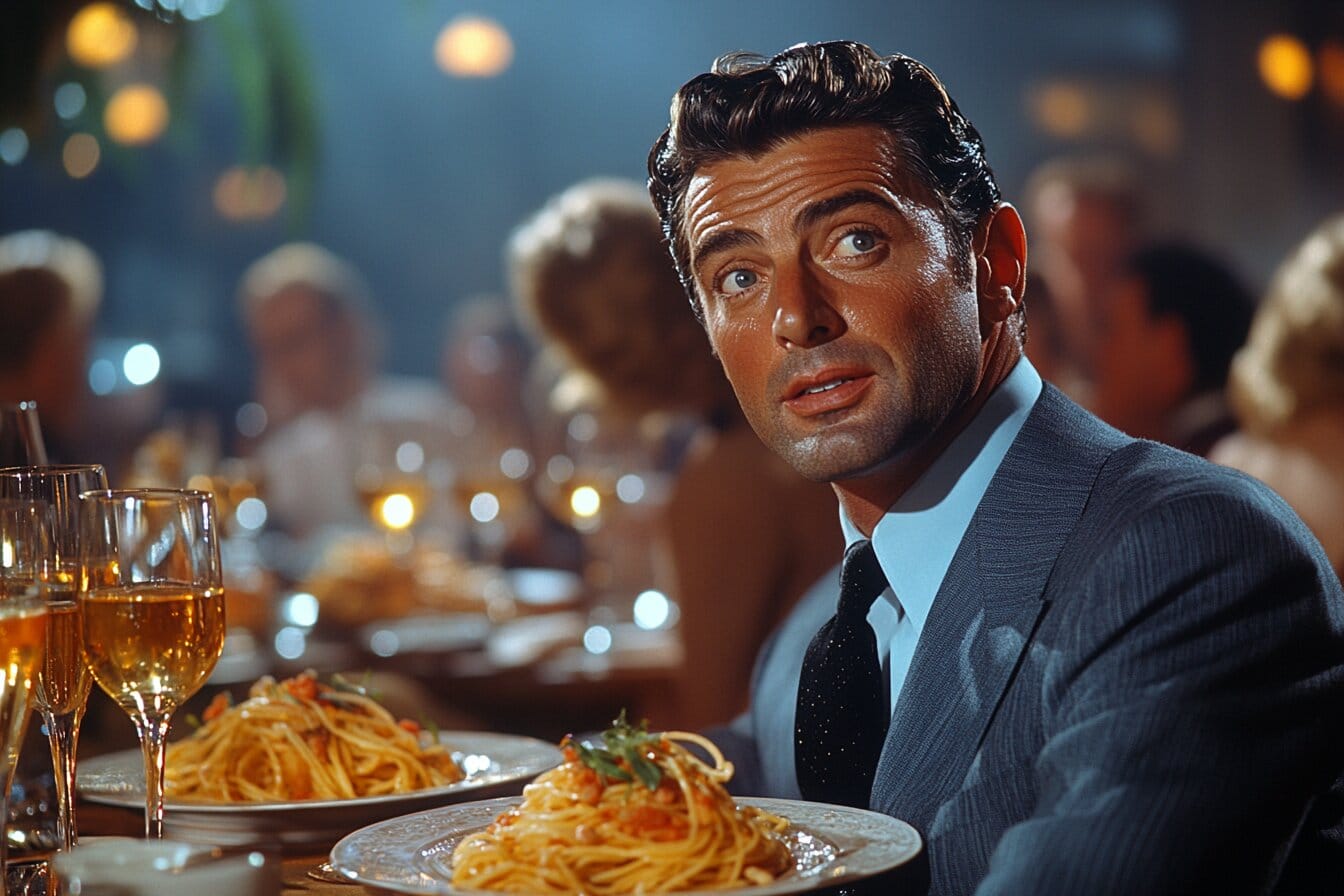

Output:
xmin=647 ymin=41 xmax=1344 ymax=894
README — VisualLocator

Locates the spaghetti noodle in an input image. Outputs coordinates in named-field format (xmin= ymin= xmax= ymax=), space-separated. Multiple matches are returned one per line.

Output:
xmin=451 ymin=715 xmax=791 ymax=893
xmin=164 ymin=671 xmax=463 ymax=802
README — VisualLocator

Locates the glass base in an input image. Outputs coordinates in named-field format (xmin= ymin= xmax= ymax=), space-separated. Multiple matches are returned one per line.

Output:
xmin=6 ymin=771 xmax=58 ymax=856
xmin=3 ymin=854 xmax=48 ymax=896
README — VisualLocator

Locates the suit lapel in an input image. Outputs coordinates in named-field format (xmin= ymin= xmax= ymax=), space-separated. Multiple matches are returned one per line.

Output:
xmin=870 ymin=387 xmax=1122 ymax=826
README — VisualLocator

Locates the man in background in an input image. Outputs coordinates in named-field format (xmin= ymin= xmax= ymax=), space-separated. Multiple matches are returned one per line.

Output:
xmin=1089 ymin=242 xmax=1255 ymax=456
xmin=0 ymin=229 xmax=101 ymax=461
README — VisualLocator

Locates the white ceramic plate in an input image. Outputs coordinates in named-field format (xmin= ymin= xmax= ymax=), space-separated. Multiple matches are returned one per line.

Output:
xmin=77 ymin=732 xmax=560 ymax=853
xmin=329 ymin=795 xmax=922 ymax=895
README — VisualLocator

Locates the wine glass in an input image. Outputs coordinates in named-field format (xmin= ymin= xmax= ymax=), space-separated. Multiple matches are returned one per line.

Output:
xmin=77 ymin=488 xmax=226 ymax=839
xmin=0 ymin=464 xmax=108 ymax=852
xmin=0 ymin=502 xmax=49 ymax=882
xmin=0 ymin=402 xmax=48 ymax=467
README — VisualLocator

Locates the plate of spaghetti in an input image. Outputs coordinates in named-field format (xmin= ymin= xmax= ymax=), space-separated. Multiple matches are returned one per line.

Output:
xmin=329 ymin=715 xmax=922 ymax=894
xmin=77 ymin=672 xmax=562 ymax=852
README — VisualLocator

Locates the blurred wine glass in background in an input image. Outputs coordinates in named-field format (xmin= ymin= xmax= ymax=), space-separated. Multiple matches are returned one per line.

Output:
xmin=0 ymin=403 xmax=48 ymax=467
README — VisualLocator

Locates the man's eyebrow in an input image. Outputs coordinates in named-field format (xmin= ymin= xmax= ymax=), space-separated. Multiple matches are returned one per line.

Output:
xmin=794 ymin=189 xmax=901 ymax=235
xmin=691 ymin=228 xmax=762 ymax=270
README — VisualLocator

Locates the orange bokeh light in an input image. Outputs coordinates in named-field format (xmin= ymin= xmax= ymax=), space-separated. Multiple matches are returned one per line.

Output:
xmin=1258 ymin=34 xmax=1313 ymax=100
xmin=62 ymin=133 xmax=100 ymax=178
xmin=213 ymin=165 xmax=287 ymax=221
xmin=104 ymin=83 xmax=169 ymax=145
xmin=435 ymin=16 xmax=513 ymax=77
xmin=67 ymin=3 xmax=138 ymax=69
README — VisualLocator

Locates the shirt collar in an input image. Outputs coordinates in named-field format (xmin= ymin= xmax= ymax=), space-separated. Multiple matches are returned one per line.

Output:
xmin=840 ymin=357 xmax=1043 ymax=633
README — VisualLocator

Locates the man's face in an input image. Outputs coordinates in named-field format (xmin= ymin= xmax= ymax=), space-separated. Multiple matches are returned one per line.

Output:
xmin=681 ymin=125 xmax=984 ymax=483
xmin=1090 ymin=275 xmax=1189 ymax=437
xmin=247 ymin=285 xmax=350 ymax=413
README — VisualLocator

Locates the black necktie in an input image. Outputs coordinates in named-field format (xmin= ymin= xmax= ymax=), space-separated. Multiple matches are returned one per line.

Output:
xmin=795 ymin=539 xmax=890 ymax=808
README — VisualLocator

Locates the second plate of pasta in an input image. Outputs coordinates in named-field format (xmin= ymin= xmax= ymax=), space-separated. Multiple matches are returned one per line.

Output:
xmin=77 ymin=729 xmax=561 ymax=852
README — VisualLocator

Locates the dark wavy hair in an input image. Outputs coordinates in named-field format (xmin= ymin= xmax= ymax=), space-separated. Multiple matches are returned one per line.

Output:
xmin=648 ymin=40 xmax=1001 ymax=317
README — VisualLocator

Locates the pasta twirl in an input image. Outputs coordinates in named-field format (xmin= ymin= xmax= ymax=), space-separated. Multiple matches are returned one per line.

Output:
xmin=164 ymin=672 xmax=463 ymax=802
xmin=451 ymin=716 xmax=791 ymax=894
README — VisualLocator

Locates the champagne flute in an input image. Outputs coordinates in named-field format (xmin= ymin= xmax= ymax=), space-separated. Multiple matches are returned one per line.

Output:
xmin=0 ymin=502 xmax=49 ymax=882
xmin=0 ymin=464 xmax=108 ymax=853
xmin=78 ymin=489 xmax=226 ymax=839
xmin=0 ymin=402 xmax=48 ymax=467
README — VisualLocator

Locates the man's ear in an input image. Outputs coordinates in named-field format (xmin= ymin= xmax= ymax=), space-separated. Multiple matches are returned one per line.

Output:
xmin=974 ymin=203 xmax=1027 ymax=331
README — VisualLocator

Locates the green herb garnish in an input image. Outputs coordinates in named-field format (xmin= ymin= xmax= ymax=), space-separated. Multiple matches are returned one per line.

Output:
xmin=575 ymin=710 xmax=663 ymax=791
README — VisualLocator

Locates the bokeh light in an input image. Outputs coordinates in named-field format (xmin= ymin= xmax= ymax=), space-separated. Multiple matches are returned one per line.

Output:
xmin=583 ymin=624 xmax=613 ymax=655
xmin=500 ymin=447 xmax=530 ymax=479
xmin=0 ymin=128 xmax=28 ymax=165
xmin=234 ymin=497 xmax=268 ymax=532
xmin=378 ymin=493 xmax=417 ymax=530
xmin=1258 ymin=34 xmax=1313 ymax=100
xmin=570 ymin=485 xmax=601 ymax=519
xmin=633 ymin=590 xmax=671 ymax=630
xmin=213 ymin=165 xmax=287 ymax=221
xmin=122 ymin=343 xmax=160 ymax=385
xmin=616 ymin=474 xmax=646 ymax=504
xmin=435 ymin=16 xmax=514 ymax=77
xmin=104 ymin=83 xmax=169 ymax=145
xmin=62 ymin=133 xmax=100 ymax=178
xmin=396 ymin=441 xmax=425 ymax=473
xmin=54 ymin=83 xmax=88 ymax=120
xmin=235 ymin=401 xmax=268 ymax=438
xmin=546 ymin=454 xmax=575 ymax=483
xmin=88 ymin=358 xmax=117 ymax=395
xmin=469 ymin=491 xmax=500 ymax=523
xmin=1029 ymin=81 xmax=1093 ymax=138
xmin=67 ymin=2 xmax=139 ymax=69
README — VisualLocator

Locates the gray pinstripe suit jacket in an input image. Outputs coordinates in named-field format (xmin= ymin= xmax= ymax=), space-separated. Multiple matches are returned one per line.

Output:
xmin=718 ymin=385 xmax=1344 ymax=894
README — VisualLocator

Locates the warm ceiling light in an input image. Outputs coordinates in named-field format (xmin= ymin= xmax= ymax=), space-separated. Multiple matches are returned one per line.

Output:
xmin=1029 ymin=82 xmax=1093 ymax=138
xmin=435 ymin=16 xmax=513 ymax=77
xmin=1258 ymin=34 xmax=1313 ymax=100
xmin=67 ymin=3 xmax=139 ymax=69
xmin=62 ymin=133 xmax=100 ymax=178
xmin=104 ymin=83 xmax=169 ymax=145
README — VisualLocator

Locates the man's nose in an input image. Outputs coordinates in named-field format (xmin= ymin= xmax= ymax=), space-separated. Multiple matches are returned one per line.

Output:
xmin=772 ymin=260 xmax=844 ymax=350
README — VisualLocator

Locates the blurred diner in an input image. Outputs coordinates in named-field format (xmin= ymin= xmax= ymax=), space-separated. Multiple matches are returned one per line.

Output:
xmin=1089 ymin=242 xmax=1255 ymax=456
xmin=0 ymin=230 xmax=101 ymax=464
xmin=508 ymin=178 xmax=842 ymax=730
xmin=1021 ymin=154 xmax=1152 ymax=400
xmin=1212 ymin=214 xmax=1344 ymax=578
xmin=237 ymin=242 xmax=458 ymax=543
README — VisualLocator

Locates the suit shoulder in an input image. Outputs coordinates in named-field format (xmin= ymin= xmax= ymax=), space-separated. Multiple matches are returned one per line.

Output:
xmin=1091 ymin=439 xmax=1309 ymax=536
xmin=1049 ymin=438 xmax=1339 ymax=606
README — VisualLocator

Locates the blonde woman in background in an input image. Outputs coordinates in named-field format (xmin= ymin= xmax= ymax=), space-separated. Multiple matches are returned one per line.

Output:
xmin=509 ymin=179 xmax=842 ymax=730
xmin=1212 ymin=215 xmax=1344 ymax=577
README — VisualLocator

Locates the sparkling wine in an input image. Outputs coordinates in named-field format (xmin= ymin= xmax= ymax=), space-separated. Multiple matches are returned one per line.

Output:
xmin=35 ymin=591 xmax=93 ymax=717
xmin=0 ymin=601 xmax=46 ymax=773
xmin=82 ymin=584 xmax=225 ymax=715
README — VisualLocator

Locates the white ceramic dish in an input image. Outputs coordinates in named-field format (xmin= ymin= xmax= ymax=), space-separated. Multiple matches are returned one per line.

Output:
xmin=329 ymin=795 xmax=922 ymax=894
xmin=77 ymin=732 xmax=560 ymax=852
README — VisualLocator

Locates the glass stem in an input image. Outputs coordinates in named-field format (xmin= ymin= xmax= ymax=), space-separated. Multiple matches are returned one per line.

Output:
xmin=133 ymin=712 xmax=172 ymax=840
xmin=43 ymin=708 xmax=84 ymax=851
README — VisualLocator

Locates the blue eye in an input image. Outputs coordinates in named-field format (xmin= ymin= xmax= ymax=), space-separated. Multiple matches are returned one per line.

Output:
xmin=836 ymin=230 xmax=879 ymax=256
xmin=721 ymin=269 xmax=758 ymax=295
